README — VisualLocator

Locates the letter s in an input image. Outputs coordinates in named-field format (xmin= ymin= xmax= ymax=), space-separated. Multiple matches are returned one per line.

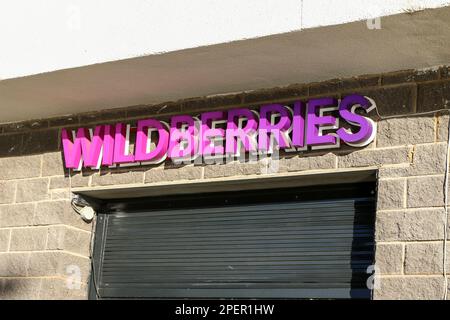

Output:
xmin=337 ymin=94 xmax=377 ymax=147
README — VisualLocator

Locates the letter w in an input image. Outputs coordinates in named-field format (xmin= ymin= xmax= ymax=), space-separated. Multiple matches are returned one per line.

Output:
xmin=62 ymin=125 xmax=111 ymax=169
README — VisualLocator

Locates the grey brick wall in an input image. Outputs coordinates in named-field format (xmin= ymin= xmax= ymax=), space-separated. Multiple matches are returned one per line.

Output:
xmin=1 ymin=66 xmax=450 ymax=299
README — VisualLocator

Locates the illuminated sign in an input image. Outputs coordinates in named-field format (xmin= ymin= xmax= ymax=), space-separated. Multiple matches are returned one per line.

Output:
xmin=61 ymin=94 xmax=376 ymax=170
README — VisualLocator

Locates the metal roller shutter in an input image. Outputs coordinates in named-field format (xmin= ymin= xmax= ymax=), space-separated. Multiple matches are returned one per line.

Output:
xmin=90 ymin=183 xmax=375 ymax=299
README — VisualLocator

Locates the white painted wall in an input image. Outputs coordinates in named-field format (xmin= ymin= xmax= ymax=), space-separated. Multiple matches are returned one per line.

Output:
xmin=0 ymin=0 xmax=449 ymax=80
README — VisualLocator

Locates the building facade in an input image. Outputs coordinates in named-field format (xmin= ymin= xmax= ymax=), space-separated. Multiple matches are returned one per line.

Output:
xmin=1 ymin=66 xmax=450 ymax=299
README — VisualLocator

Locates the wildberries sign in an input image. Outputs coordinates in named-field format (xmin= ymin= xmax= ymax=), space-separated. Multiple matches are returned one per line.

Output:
xmin=62 ymin=94 xmax=377 ymax=170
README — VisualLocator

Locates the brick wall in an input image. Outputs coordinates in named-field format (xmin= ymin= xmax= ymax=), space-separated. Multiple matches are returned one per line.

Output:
xmin=1 ymin=66 xmax=450 ymax=299
xmin=0 ymin=154 xmax=91 ymax=299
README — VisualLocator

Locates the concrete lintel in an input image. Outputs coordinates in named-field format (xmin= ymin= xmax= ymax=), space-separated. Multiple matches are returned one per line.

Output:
xmin=73 ymin=168 xmax=377 ymax=200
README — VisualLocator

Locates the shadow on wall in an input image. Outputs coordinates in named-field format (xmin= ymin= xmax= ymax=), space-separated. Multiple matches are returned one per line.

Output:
xmin=0 ymin=278 xmax=38 ymax=300
xmin=64 ymin=145 xmax=368 ymax=186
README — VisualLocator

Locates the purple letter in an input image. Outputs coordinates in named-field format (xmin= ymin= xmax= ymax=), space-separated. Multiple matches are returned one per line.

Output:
xmin=225 ymin=108 xmax=258 ymax=154
xmin=306 ymin=98 xmax=338 ymax=147
xmin=201 ymin=111 xmax=225 ymax=157
xmin=102 ymin=125 xmax=115 ymax=166
xmin=337 ymin=94 xmax=376 ymax=146
xmin=82 ymin=126 xmax=105 ymax=168
xmin=135 ymin=119 xmax=169 ymax=162
xmin=258 ymin=104 xmax=292 ymax=152
xmin=62 ymin=126 xmax=108 ymax=169
xmin=168 ymin=115 xmax=198 ymax=159
xmin=113 ymin=123 xmax=135 ymax=164
xmin=61 ymin=128 xmax=83 ymax=169
xmin=292 ymin=101 xmax=306 ymax=148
